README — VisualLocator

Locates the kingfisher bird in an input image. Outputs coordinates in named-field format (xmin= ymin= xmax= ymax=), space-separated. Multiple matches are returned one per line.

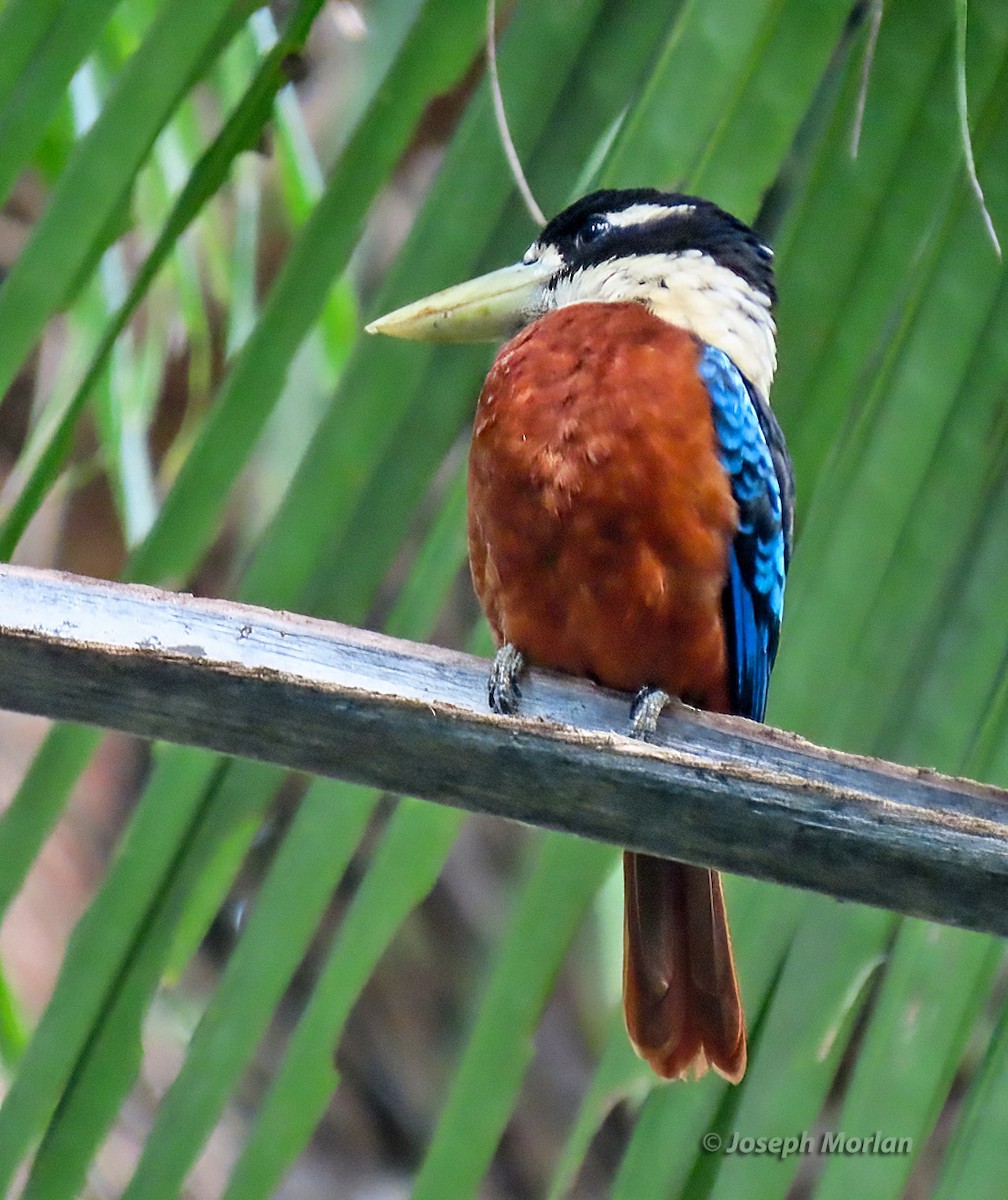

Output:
xmin=367 ymin=188 xmax=794 ymax=1083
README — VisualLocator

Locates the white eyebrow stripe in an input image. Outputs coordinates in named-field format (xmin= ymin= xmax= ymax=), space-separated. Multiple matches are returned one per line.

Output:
xmin=605 ymin=202 xmax=696 ymax=227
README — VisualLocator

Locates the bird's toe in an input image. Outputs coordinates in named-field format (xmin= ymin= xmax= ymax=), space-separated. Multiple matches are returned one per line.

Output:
xmin=488 ymin=643 xmax=526 ymax=714
xmin=628 ymin=687 xmax=671 ymax=738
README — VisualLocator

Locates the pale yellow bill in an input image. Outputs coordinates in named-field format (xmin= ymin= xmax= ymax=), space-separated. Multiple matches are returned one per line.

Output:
xmin=364 ymin=259 xmax=553 ymax=343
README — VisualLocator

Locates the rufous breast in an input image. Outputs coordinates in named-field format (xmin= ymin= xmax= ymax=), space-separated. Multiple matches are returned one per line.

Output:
xmin=467 ymin=301 xmax=738 ymax=711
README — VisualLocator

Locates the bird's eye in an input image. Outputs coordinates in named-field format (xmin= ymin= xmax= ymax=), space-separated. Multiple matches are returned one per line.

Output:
xmin=575 ymin=215 xmax=610 ymax=249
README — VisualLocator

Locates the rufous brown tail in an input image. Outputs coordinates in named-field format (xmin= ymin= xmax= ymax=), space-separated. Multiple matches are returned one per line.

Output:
xmin=622 ymin=852 xmax=746 ymax=1082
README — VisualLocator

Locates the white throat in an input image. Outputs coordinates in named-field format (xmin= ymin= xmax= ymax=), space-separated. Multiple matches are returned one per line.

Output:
xmin=544 ymin=251 xmax=777 ymax=399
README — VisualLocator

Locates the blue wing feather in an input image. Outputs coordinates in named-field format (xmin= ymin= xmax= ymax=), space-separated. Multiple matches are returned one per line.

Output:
xmin=696 ymin=345 xmax=792 ymax=722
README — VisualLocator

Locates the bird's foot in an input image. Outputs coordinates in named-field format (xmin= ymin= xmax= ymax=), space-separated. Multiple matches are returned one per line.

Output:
xmin=628 ymin=687 xmax=671 ymax=739
xmin=488 ymin=643 xmax=526 ymax=715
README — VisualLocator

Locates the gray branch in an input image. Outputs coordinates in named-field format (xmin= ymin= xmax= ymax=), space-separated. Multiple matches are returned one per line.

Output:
xmin=0 ymin=564 xmax=1006 ymax=936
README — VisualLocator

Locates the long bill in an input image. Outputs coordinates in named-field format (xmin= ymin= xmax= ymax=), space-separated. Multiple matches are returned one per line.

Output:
xmin=364 ymin=259 xmax=553 ymax=343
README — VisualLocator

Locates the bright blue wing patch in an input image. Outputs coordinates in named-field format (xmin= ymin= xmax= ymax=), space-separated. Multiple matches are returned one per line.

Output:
xmin=696 ymin=345 xmax=789 ymax=721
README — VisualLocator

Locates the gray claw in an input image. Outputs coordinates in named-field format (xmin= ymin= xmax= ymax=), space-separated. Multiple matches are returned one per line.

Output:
xmin=628 ymin=687 xmax=670 ymax=738
xmin=488 ymin=643 xmax=525 ymax=714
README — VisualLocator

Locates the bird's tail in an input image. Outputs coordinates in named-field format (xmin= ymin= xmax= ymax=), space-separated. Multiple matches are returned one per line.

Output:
xmin=622 ymin=852 xmax=746 ymax=1082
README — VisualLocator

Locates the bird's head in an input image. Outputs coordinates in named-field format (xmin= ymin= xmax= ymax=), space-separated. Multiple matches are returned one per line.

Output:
xmin=367 ymin=188 xmax=777 ymax=397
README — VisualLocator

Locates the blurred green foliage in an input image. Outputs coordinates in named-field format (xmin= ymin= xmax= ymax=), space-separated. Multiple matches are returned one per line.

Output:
xmin=0 ymin=1 xmax=1005 ymax=1196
